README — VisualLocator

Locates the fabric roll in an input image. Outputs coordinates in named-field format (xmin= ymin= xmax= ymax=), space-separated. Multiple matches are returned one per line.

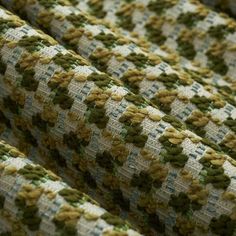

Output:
xmin=65 ymin=0 xmax=236 ymax=100
xmin=65 ymin=0 xmax=236 ymax=96
xmin=1 ymin=0 xmax=236 ymax=163
xmin=0 ymin=139 xmax=141 ymax=236
xmin=5 ymin=0 xmax=236 ymax=109
xmin=68 ymin=0 xmax=236 ymax=79
xmin=0 ymin=6 xmax=236 ymax=236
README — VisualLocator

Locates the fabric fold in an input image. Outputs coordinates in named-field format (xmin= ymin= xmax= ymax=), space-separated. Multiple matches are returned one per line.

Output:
xmin=1 ymin=0 xmax=236 ymax=163
xmin=201 ymin=0 xmax=236 ymax=18
xmin=0 ymin=139 xmax=141 ymax=236
xmin=69 ymin=0 xmax=236 ymax=78
xmin=0 ymin=6 xmax=236 ymax=236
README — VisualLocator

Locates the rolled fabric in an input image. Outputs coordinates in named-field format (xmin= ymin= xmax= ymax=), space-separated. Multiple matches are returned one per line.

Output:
xmin=3 ymin=0 xmax=236 ymax=117
xmin=64 ymin=0 xmax=236 ymax=99
xmin=64 ymin=0 xmax=236 ymax=145
xmin=64 ymin=0 xmax=236 ymax=78
xmin=63 ymin=0 xmax=236 ymax=103
xmin=2 ymin=0 xmax=236 ymax=163
xmin=0 ymin=7 xmax=236 ymax=236
xmin=2 ymin=0 xmax=236 ymax=162
xmin=0 ymin=139 xmax=141 ymax=236
xmin=53 ymin=0 xmax=236 ymax=95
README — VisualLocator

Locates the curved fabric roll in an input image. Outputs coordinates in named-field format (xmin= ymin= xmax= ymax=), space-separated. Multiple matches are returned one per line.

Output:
xmin=2 ymin=0 xmax=236 ymax=162
xmin=0 ymin=140 xmax=141 ymax=236
xmin=67 ymin=0 xmax=236 ymax=79
xmin=63 ymin=0 xmax=236 ymax=99
xmin=3 ymin=0 xmax=236 ymax=109
xmin=0 ymin=6 xmax=236 ymax=236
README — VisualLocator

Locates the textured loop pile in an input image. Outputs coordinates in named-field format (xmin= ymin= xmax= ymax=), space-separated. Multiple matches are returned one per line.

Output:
xmin=0 ymin=1 xmax=236 ymax=236
xmin=0 ymin=140 xmax=140 ymax=236
xmin=1 ymin=0 xmax=236 ymax=162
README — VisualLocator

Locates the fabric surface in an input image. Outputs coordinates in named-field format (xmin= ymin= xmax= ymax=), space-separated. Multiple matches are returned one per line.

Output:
xmin=68 ymin=0 xmax=236 ymax=106
xmin=66 ymin=0 xmax=236 ymax=78
xmin=1 ymin=0 xmax=236 ymax=162
xmin=84 ymin=0 xmax=236 ymax=76
xmin=0 ymin=139 xmax=140 ymax=236
xmin=0 ymin=1 xmax=236 ymax=236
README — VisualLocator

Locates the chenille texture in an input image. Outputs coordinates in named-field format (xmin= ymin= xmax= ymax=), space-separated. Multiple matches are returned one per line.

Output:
xmin=0 ymin=1 xmax=236 ymax=236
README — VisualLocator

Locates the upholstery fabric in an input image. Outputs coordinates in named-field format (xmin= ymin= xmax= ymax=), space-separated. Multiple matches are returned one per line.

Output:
xmin=0 ymin=139 xmax=140 ymax=236
xmin=0 ymin=1 xmax=236 ymax=236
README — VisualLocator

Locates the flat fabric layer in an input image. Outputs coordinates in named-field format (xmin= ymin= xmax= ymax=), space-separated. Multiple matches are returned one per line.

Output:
xmin=0 ymin=6 xmax=236 ymax=236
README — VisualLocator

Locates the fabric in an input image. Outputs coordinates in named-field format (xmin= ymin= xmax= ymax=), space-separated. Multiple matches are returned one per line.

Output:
xmin=63 ymin=0 xmax=236 ymax=78
xmin=1 ymin=1 xmax=236 ymax=236
xmin=0 ymin=139 xmax=141 ymax=236
xmin=1 ymin=0 xmax=236 ymax=162
xmin=67 ymin=0 xmax=236 ymax=103
xmin=0 ymin=5 xmax=236 ymax=236
xmin=201 ymin=0 xmax=236 ymax=18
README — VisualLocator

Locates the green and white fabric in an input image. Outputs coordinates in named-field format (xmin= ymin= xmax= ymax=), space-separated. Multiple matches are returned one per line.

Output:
xmin=0 ymin=6 xmax=236 ymax=236
xmin=69 ymin=0 xmax=236 ymax=77
xmin=1 ymin=0 xmax=236 ymax=162
xmin=0 ymin=139 xmax=141 ymax=236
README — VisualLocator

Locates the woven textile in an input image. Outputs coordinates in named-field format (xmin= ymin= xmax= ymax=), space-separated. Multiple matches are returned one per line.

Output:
xmin=0 ymin=1 xmax=236 ymax=236
xmin=0 ymin=139 xmax=141 ymax=236
xmin=2 ymin=0 xmax=236 ymax=163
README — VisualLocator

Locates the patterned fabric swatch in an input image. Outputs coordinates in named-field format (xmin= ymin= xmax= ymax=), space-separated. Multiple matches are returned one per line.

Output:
xmin=1 ymin=0 xmax=236 ymax=162
xmin=0 ymin=139 xmax=141 ymax=236
xmin=0 ymin=5 xmax=235 ymax=236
